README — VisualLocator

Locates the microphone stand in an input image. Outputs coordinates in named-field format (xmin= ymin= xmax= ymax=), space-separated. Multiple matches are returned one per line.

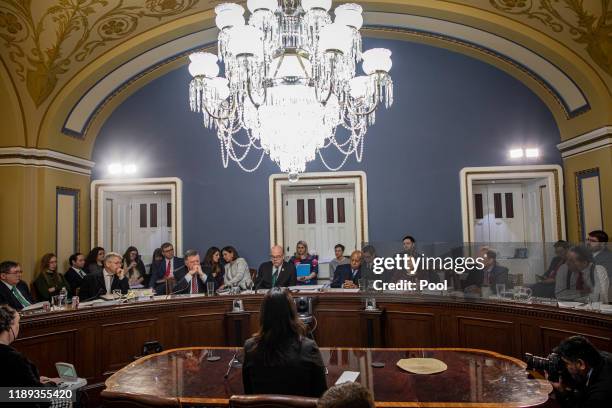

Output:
xmin=224 ymin=351 xmax=242 ymax=379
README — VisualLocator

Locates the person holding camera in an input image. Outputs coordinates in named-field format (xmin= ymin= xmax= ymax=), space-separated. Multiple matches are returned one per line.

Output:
xmin=549 ymin=336 xmax=612 ymax=407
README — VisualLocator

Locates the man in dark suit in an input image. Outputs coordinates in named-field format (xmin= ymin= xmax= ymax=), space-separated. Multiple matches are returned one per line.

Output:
xmin=64 ymin=253 xmax=87 ymax=295
xmin=0 ymin=261 xmax=34 ymax=310
xmin=80 ymin=252 xmax=129 ymax=300
xmin=551 ymin=336 xmax=612 ymax=407
xmin=464 ymin=249 xmax=508 ymax=295
xmin=587 ymin=230 xmax=612 ymax=302
xmin=256 ymin=245 xmax=297 ymax=289
xmin=149 ymin=242 xmax=185 ymax=295
xmin=331 ymin=250 xmax=363 ymax=288
xmin=172 ymin=249 xmax=208 ymax=294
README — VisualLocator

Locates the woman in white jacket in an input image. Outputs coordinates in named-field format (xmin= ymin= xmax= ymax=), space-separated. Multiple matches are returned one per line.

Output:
xmin=222 ymin=246 xmax=253 ymax=290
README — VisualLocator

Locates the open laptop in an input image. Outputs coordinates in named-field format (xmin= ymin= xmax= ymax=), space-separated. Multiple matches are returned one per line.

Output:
xmin=55 ymin=363 xmax=88 ymax=389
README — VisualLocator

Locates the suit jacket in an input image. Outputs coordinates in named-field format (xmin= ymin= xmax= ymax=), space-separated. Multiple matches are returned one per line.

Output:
xmin=149 ymin=257 xmax=185 ymax=294
xmin=331 ymin=264 xmax=362 ymax=288
xmin=172 ymin=273 xmax=208 ymax=294
xmin=79 ymin=270 xmax=129 ymax=300
xmin=556 ymin=351 xmax=612 ymax=408
xmin=463 ymin=264 xmax=509 ymax=294
xmin=242 ymin=336 xmax=327 ymax=398
xmin=0 ymin=281 xmax=34 ymax=310
xmin=256 ymin=261 xmax=296 ymax=289
xmin=64 ymin=267 xmax=87 ymax=293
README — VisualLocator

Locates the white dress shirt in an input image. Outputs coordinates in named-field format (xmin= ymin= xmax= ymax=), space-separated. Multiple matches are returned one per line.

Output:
xmin=103 ymin=269 xmax=114 ymax=294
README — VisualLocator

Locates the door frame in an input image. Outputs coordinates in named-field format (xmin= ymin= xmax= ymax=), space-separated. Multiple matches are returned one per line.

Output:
xmin=91 ymin=177 xmax=183 ymax=254
xmin=269 ymin=171 xmax=369 ymax=250
xmin=460 ymin=165 xmax=565 ymax=243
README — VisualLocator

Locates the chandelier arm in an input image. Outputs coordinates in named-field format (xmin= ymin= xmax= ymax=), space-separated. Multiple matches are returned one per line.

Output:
xmin=317 ymin=148 xmax=352 ymax=172
xmin=315 ymin=52 xmax=338 ymax=106
xmin=202 ymin=97 xmax=237 ymax=121
xmin=345 ymin=95 xmax=378 ymax=117
xmin=245 ymin=60 xmax=267 ymax=108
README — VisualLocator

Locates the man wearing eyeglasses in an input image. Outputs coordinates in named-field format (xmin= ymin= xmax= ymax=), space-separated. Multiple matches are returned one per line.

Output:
xmin=0 ymin=261 xmax=34 ymax=310
xmin=255 ymin=245 xmax=297 ymax=289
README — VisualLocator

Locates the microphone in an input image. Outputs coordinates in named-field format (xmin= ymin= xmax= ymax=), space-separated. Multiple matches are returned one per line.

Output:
xmin=165 ymin=279 xmax=191 ymax=299
xmin=80 ymin=288 xmax=105 ymax=302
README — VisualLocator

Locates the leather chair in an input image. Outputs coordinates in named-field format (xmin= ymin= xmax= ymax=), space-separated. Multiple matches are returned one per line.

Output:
xmin=229 ymin=394 xmax=318 ymax=408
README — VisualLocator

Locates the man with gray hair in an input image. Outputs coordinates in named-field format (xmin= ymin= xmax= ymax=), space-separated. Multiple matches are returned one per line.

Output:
xmin=255 ymin=245 xmax=297 ymax=289
xmin=172 ymin=249 xmax=207 ymax=294
xmin=80 ymin=252 xmax=129 ymax=299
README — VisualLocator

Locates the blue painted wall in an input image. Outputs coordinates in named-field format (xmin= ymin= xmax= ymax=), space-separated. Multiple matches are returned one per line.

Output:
xmin=92 ymin=37 xmax=561 ymax=266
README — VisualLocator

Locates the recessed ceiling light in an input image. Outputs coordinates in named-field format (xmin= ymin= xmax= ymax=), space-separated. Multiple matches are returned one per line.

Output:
xmin=509 ymin=149 xmax=524 ymax=158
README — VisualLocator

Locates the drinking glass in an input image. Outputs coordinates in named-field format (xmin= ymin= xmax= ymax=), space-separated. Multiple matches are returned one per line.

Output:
xmin=495 ymin=284 xmax=506 ymax=298
xmin=207 ymin=282 xmax=215 ymax=296
xmin=51 ymin=295 xmax=61 ymax=310
xmin=112 ymin=289 xmax=122 ymax=300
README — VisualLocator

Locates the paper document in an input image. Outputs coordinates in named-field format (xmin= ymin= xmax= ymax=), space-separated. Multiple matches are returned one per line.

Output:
xmin=335 ymin=371 xmax=360 ymax=385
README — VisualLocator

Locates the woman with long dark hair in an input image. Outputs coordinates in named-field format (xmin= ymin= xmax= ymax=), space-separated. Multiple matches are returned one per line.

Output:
xmin=222 ymin=246 xmax=252 ymax=290
xmin=122 ymin=246 xmax=147 ymax=287
xmin=242 ymin=287 xmax=327 ymax=397
xmin=202 ymin=246 xmax=224 ymax=291
xmin=33 ymin=253 xmax=70 ymax=301
xmin=85 ymin=247 xmax=105 ymax=275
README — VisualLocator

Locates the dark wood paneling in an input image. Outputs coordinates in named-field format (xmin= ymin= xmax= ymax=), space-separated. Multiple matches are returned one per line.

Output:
xmin=385 ymin=311 xmax=436 ymax=347
xmin=14 ymin=330 xmax=77 ymax=376
xmin=540 ymin=327 xmax=611 ymax=355
xmin=101 ymin=319 xmax=157 ymax=374
xmin=315 ymin=311 xmax=361 ymax=347
xmin=178 ymin=313 xmax=225 ymax=347
xmin=458 ymin=316 xmax=515 ymax=356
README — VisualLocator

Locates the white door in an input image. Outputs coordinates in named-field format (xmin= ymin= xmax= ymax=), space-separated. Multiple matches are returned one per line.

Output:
xmin=283 ymin=188 xmax=356 ymax=262
xmin=102 ymin=191 xmax=172 ymax=264
xmin=473 ymin=184 xmax=526 ymax=245
xmin=129 ymin=193 xmax=172 ymax=263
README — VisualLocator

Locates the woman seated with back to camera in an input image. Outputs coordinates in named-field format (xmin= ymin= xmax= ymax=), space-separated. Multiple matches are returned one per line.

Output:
xmin=242 ymin=287 xmax=327 ymax=397
xmin=222 ymin=246 xmax=252 ymax=290
xmin=0 ymin=304 xmax=59 ymax=387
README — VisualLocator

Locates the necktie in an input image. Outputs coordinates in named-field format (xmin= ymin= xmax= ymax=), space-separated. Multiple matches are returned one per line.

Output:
xmin=164 ymin=260 xmax=171 ymax=278
xmin=78 ymin=269 xmax=85 ymax=278
xmin=272 ymin=268 xmax=278 ymax=287
xmin=12 ymin=286 xmax=31 ymax=307
xmin=576 ymin=271 xmax=584 ymax=290
xmin=191 ymin=276 xmax=198 ymax=294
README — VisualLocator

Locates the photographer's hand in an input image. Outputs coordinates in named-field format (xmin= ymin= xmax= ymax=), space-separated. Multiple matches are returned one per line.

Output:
xmin=545 ymin=370 xmax=565 ymax=393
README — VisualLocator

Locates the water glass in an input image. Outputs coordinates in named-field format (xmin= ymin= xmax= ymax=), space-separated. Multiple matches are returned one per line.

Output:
xmin=112 ymin=289 xmax=122 ymax=300
xmin=207 ymin=282 xmax=215 ymax=296
xmin=51 ymin=295 xmax=61 ymax=310
xmin=495 ymin=284 xmax=506 ymax=298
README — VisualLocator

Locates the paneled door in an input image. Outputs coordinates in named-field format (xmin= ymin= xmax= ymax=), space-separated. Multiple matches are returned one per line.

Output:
xmin=473 ymin=184 xmax=526 ymax=245
xmin=283 ymin=188 xmax=356 ymax=261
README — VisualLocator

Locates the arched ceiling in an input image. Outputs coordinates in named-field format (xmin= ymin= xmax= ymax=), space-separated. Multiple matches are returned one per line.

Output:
xmin=0 ymin=0 xmax=610 ymax=158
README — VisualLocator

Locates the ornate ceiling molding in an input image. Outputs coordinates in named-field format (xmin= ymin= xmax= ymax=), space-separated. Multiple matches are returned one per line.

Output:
xmin=61 ymin=10 xmax=591 ymax=138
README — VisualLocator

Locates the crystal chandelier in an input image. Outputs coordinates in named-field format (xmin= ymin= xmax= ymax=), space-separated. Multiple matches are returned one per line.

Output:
xmin=188 ymin=0 xmax=393 ymax=181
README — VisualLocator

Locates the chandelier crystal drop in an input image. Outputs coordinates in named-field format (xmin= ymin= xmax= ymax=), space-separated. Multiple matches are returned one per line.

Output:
xmin=188 ymin=0 xmax=393 ymax=181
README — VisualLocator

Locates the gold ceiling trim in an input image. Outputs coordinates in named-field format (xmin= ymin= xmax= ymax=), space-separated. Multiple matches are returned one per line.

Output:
xmin=0 ymin=0 xmax=204 ymax=107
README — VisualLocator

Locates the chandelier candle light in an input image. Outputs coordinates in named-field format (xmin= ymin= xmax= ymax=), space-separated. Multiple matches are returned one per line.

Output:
xmin=188 ymin=0 xmax=393 ymax=181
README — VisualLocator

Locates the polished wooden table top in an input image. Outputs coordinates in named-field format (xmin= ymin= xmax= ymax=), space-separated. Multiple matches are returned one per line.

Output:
xmin=102 ymin=347 xmax=552 ymax=407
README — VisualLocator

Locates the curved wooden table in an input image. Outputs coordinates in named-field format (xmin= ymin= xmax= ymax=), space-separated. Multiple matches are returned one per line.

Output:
xmin=14 ymin=292 xmax=611 ymax=404
xmin=101 ymin=347 xmax=552 ymax=407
